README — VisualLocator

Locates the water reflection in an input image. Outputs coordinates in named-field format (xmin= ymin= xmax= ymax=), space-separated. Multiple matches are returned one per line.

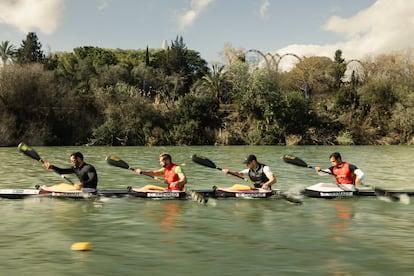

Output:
xmin=159 ymin=202 xmax=180 ymax=231
xmin=326 ymin=201 xmax=354 ymax=243
xmin=137 ymin=200 xmax=184 ymax=244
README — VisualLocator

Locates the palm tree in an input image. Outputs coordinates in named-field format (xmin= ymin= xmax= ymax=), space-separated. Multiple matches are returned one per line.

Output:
xmin=0 ymin=40 xmax=16 ymax=65
xmin=198 ymin=63 xmax=228 ymax=107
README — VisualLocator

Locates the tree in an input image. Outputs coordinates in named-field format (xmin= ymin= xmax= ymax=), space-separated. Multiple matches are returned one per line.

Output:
xmin=55 ymin=47 xmax=119 ymax=90
xmin=0 ymin=40 xmax=16 ymax=65
xmin=168 ymin=94 xmax=219 ymax=145
xmin=16 ymin=32 xmax=45 ymax=64
xmin=0 ymin=63 xmax=55 ymax=145
xmin=145 ymin=46 xmax=150 ymax=66
xmin=91 ymin=82 xmax=165 ymax=146
xmin=151 ymin=36 xmax=209 ymax=101
xmin=332 ymin=49 xmax=346 ymax=89
xmin=167 ymin=36 xmax=206 ymax=96
xmin=221 ymin=43 xmax=246 ymax=64
xmin=196 ymin=63 xmax=227 ymax=108
xmin=168 ymin=36 xmax=188 ymax=75
xmin=281 ymin=56 xmax=335 ymax=97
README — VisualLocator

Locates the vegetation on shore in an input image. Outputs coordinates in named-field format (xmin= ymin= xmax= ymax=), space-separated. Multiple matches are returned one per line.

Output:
xmin=1 ymin=32 xmax=413 ymax=146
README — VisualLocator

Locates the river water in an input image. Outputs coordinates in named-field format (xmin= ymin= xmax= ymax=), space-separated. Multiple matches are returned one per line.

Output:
xmin=0 ymin=145 xmax=413 ymax=275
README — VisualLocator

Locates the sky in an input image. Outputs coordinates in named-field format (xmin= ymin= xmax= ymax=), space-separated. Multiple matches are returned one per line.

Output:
xmin=1 ymin=0 xmax=413 ymax=68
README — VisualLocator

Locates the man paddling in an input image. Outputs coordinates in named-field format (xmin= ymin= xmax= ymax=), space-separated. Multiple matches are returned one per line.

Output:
xmin=315 ymin=152 xmax=365 ymax=191
xmin=133 ymin=153 xmax=187 ymax=191
xmin=223 ymin=154 xmax=276 ymax=190
xmin=43 ymin=152 xmax=98 ymax=191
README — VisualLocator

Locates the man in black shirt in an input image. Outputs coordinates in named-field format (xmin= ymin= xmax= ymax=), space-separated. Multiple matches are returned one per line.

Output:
xmin=43 ymin=152 xmax=98 ymax=191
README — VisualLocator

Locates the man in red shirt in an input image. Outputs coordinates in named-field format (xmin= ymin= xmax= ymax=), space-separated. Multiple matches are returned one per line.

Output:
xmin=134 ymin=153 xmax=187 ymax=190
xmin=315 ymin=152 xmax=365 ymax=191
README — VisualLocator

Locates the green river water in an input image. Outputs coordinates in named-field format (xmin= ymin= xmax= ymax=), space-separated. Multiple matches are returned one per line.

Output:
xmin=0 ymin=145 xmax=413 ymax=275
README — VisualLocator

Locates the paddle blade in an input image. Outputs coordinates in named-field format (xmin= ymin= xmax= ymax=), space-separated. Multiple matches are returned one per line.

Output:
xmin=18 ymin=142 xmax=43 ymax=162
xmin=106 ymin=155 xmax=132 ymax=170
xmin=192 ymin=154 xmax=218 ymax=169
xmin=186 ymin=188 xmax=208 ymax=204
xmin=282 ymin=154 xmax=310 ymax=168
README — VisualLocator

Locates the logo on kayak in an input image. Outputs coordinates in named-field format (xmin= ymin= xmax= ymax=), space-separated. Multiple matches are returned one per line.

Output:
xmin=147 ymin=192 xmax=182 ymax=198
xmin=0 ymin=189 xmax=40 ymax=195
xmin=51 ymin=192 xmax=95 ymax=198
xmin=320 ymin=191 xmax=354 ymax=197
xmin=235 ymin=192 xmax=269 ymax=198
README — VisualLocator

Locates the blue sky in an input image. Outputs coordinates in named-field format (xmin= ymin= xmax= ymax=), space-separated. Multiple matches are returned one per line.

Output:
xmin=1 ymin=0 xmax=413 ymax=66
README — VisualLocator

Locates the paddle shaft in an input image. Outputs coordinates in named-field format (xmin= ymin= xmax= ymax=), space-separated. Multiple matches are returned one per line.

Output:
xmin=215 ymin=166 xmax=249 ymax=182
xmin=210 ymin=163 xmax=254 ymax=183
xmin=191 ymin=154 xmax=253 ymax=183
xmin=282 ymin=154 xmax=333 ymax=175
xmin=126 ymin=166 xmax=158 ymax=181
xmin=105 ymin=155 xmax=164 ymax=182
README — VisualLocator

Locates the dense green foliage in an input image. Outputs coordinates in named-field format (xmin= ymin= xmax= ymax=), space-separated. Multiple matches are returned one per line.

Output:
xmin=1 ymin=33 xmax=413 ymax=146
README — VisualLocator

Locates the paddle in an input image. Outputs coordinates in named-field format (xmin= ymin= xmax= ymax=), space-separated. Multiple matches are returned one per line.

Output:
xmin=106 ymin=155 xmax=207 ymax=203
xmin=281 ymin=154 xmax=332 ymax=175
xmin=191 ymin=154 xmax=253 ymax=182
xmin=192 ymin=154 xmax=302 ymax=204
xmin=18 ymin=142 xmax=74 ymax=184
xmin=105 ymin=155 xmax=164 ymax=181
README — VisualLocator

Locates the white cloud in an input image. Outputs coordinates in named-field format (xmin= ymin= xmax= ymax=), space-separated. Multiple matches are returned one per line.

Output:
xmin=274 ymin=0 xmax=414 ymax=69
xmin=259 ymin=0 xmax=270 ymax=19
xmin=97 ymin=0 xmax=111 ymax=11
xmin=0 ymin=0 xmax=65 ymax=34
xmin=177 ymin=0 xmax=215 ymax=31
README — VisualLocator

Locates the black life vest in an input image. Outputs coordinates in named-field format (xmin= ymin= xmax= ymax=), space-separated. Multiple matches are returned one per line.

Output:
xmin=248 ymin=163 xmax=269 ymax=188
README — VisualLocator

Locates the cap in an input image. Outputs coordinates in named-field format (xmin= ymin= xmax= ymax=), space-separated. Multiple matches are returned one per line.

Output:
xmin=243 ymin=155 xmax=257 ymax=164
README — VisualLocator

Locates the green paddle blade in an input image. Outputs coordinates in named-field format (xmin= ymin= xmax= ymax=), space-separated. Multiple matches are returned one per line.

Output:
xmin=106 ymin=155 xmax=133 ymax=170
xmin=18 ymin=142 xmax=43 ymax=162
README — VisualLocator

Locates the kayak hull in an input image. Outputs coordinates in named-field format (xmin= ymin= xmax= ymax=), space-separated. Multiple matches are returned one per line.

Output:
xmin=212 ymin=188 xmax=275 ymax=199
xmin=129 ymin=188 xmax=187 ymax=199
xmin=0 ymin=188 xmax=130 ymax=199
xmin=301 ymin=183 xmax=414 ymax=199
xmin=2 ymin=183 xmax=413 ymax=200
xmin=0 ymin=187 xmax=278 ymax=200
xmin=0 ymin=189 xmax=42 ymax=199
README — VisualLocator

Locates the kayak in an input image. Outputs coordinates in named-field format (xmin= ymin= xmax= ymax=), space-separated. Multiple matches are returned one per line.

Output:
xmin=2 ymin=183 xmax=412 ymax=201
xmin=302 ymin=183 xmax=414 ymax=199
xmin=0 ymin=187 xmax=188 ymax=200
xmin=0 ymin=188 xmax=43 ymax=199
xmin=128 ymin=185 xmax=187 ymax=199
xmin=209 ymin=184 xmax=275 ymax=198
xmin=0 ymin=183 xmax=194 ymax=200
xmin=0 ymin=188 xmax=129 ymax=199
xmin=0 ymin=184 xmax=280 ymax=200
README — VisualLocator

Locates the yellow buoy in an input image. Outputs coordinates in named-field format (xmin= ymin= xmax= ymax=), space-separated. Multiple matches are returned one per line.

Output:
xmin=71 ymin=242 xmax=92 ymax=251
